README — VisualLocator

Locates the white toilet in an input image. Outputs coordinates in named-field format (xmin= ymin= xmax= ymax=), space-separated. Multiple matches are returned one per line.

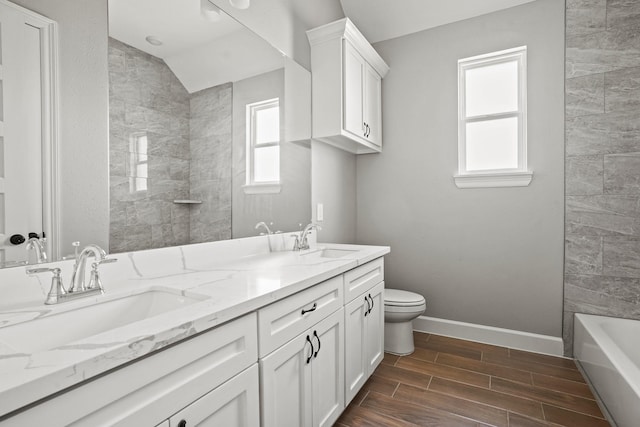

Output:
xmin=384 ymin=289 xmax=426 ymax=355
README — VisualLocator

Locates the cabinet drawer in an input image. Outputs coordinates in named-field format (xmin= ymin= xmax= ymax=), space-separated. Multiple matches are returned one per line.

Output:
xmin=258 ymin=276 xmax=343 ymax=357
xmin=344 ymin=258 xmax=384 ymax=303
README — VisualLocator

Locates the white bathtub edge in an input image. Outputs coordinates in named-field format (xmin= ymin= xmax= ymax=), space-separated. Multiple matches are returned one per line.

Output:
xmin=413 ymin=315 xmax=564 ymax=356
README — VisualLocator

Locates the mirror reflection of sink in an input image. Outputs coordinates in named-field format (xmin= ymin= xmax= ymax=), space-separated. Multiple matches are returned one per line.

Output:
xmin=302 ymin=248 xmax=358 ymax=259
xmin=0 ymin=290 xmax=207 ymax=354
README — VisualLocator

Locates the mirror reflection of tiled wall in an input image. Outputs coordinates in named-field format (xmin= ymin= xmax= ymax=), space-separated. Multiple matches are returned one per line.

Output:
xmin=108 ymin=38 xmax=232 ymax=252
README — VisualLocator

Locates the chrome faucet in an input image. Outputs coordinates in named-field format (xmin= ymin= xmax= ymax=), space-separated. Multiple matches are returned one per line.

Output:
xmin=255 ymin=221 xmax=274 ymax=235
xmin=69 ymin=244 xmax=113 ymax=293
xmin=25 ymin=237 xmax=47 ymax=264
xmin=26 ymin=243 xmax=116 ymax=305
xmin=292 ymin=223 xmax=322 ymax=251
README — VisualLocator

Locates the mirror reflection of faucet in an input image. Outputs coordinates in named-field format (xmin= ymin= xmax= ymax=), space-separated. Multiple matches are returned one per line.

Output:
xmin=25 ymin=236 xmax=48 ymax=264
xmin=26 ymin=243 xmax=117 ymax=305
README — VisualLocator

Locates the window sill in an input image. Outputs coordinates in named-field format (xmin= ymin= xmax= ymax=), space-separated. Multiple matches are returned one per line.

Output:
xmin=242 ymin=183 xmax=282 ymax=194
xmin=454 ymin=171 xmax=533 ymax=189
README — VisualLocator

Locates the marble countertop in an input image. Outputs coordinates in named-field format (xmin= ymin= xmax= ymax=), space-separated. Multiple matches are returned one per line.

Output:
xmin=0 ymin=242 xmax=389 ymax=418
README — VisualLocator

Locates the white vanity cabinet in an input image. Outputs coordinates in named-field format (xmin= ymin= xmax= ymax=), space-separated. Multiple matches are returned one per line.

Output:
xmin=167 ymin=364 xmax=260 ymax=427
xmin=307 ymin=18 xmax=389 ymax=154
xmin=258 ymin=276 xmax=344 ymax=427
xmin=3 ymin=313 xmax=259 ymax=426
xmin=344 ymin=260 xmax=385 ymax=404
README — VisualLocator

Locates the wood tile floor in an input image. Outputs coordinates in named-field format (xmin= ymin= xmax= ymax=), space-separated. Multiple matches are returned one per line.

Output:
xmin=336 ymin=332 xmax=610 ymax=427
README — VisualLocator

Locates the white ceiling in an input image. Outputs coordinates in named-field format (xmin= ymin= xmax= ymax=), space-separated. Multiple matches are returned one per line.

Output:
xmin=339 ymin=0 xmax=540 ymax=43
xmin=108 ymin=0 xmax=284 ymax=93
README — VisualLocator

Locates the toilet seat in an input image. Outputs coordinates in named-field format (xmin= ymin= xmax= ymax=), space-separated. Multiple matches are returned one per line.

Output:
xmin=384 ymin=289 xmax=425 ymax=307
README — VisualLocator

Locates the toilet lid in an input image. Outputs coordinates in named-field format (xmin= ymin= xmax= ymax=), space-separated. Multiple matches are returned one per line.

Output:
xmin=385 ymin=289 xmax=425 ymax=306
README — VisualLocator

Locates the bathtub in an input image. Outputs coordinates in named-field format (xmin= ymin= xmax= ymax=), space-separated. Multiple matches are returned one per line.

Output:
xmin=574 ymin=313 xmax=640 ymax=427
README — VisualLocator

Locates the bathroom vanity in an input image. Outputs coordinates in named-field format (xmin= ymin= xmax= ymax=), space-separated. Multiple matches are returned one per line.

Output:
xmin=0 ymin=236 xmax=388 ymax=426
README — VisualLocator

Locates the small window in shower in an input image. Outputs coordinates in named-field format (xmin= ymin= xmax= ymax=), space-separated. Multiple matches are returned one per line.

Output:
xmin=128 ymin=133 xmax=148 ymax=193
xmin=455 ymin=46 xmax=532 ymax=188
xmin=244 ymin=98 xmax=281 ymax=194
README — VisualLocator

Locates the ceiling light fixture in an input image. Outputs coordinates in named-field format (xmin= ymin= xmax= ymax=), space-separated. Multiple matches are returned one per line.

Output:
xmin=229 ymin=0 xmax=250 ymax=10
xmin=145 ymin=36 xmax=163 ymax=46
xmin=201 ymin=0 xmax=222 ymax=21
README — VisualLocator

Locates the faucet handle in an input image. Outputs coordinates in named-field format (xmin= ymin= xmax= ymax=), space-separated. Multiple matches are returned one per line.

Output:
xmin=97 ymin=257 xmax=117 ymax=265
xmin=26 ymin=266 xmax=60 ymax=275
xmin=26 ymin=267 xmax=67 ymax=305
xmin=290 ymin=233 xmax=301 ymax=251
xmin=72 ymin=241 xmax=81 ymax=262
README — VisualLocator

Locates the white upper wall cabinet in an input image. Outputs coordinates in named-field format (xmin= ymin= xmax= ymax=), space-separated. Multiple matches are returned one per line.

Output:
xmin=307 ymin=18 xmax=389 ymax=154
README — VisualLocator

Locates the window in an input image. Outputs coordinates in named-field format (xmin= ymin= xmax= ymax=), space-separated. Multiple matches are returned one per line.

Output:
xmin=244 ymin=98 xmax=281 ymax=194
xmin=455 ymin=46 xmax=532 ymax=188
xmin=129 ymin=133 xmax=148 ymax=192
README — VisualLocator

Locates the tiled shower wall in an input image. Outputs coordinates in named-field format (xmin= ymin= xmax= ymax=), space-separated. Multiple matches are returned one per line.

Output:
xmin=108 ymin=38 xmax=232 ymax=252
xmin=189 ymin=84 xmax=233 ymax=243
xmin=564 ymin=0 xmax=640 ymax=355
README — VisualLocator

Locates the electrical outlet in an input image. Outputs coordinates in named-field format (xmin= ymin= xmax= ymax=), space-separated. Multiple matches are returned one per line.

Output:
xmin=317 ymin=203 xmax=324 ymax=222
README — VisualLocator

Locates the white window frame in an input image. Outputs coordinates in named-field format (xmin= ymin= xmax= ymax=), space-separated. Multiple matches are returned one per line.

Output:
xmin=454 ymin=46 xmax=532 ymax=189
xmin=243 ymin=98 xmax=281 ymax=194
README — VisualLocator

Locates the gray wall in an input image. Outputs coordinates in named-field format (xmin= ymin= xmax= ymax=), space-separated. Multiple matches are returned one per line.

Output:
xmin=12 ymin=0 xmax=109 ymax=256
xmin=232 ymin=70 xmax=311 ymax=237
xmin=564 ymin=0 xmax=640 ymax=355
xmin=356 ymin=0 xmax=565 ymax=337
xmin=312 ymin=140 xmax=357 ymax=244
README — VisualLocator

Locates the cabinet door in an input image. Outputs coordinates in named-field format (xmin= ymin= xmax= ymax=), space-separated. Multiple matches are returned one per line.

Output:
xmin=364 ymin=64 xmax=382 ymax=147
xmin=260 ymin=331 xmax=313 ymax=427
xmin=343 ymin=40 xmax=365 ymax=140
xmin=365 ymin=282 xmax=385 ymax=374
xmin=311 ymin=308 xmax=345 ymax=427
xmin=344 ymin=295 xmax=368 ymax=404
xmin=168 ymin=364 xmax=259 ymax=427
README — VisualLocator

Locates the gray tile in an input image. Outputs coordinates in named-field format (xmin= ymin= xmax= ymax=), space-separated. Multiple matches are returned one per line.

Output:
xmin=190 ymin=83 xmax=232 ymax=117
xmin=565 ymin=273 xmax=640 ymax=307
xmin=605 ymin=66 xmax=640 ymax=112
xmin=566 ymin=27 xmax=640 ymax=78
xmin=566 ymin=155 xmax=603 ymax=195
xmin=109 ymin=149 xmax=128 ymax=177
xmin=566 ymin=195 xmax=640 ymax=236
xmin=565 ymin=235 xmax=603 ymax=275
xmin=147 ymin=132 xmax=190 ymax=160
xmin=148 ymin=179 xmax=189 ymax=201
xmin=607 ymin=0 xmax=640 ymax=30
xmin=604 ymin=153 xmax=640 ymax=194
xmin=566 ymin=110 xmax=640 ymax=155
xmin=562 ymin=310 xmax=574 ymax=357
xmin=566 ymin=74 xmax=605 ymax=117
xmin=603 ymin=236 xmax=640 ymax=278
xmin=566 ymin=0 xmax=607 ymax=36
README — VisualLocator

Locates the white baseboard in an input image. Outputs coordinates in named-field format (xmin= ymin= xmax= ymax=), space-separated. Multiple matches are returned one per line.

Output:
xmin=413 ymin=315 xmax=564 ymax=357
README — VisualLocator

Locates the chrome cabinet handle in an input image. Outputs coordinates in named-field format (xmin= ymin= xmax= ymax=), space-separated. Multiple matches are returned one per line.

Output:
xmin=306 ymin=335 xmax=314 ymax=364
xmin=313 ymin=330 xmax=321 ymax=358
xmin=301 ymin=302 xmax=317 ymax=315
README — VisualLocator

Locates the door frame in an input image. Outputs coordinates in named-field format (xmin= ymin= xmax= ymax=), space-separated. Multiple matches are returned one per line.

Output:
xmin=1 ymin=0 xmax=60 ymax=260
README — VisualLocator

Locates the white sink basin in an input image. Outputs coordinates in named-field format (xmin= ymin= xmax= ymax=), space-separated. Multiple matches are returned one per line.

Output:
xmin=302 ymin=248 xmax=358 ymax=259
xmin=0 ymin=290 xmax=206 ymax=354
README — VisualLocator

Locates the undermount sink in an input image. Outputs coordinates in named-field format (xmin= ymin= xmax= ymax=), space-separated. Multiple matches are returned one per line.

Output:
xmin=302 ymin=248 xmax=358 ymax=259
xmin=0 ymin=290 xmax=206 ymax=354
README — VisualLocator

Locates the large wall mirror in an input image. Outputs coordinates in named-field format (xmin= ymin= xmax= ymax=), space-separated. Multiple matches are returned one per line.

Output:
xmin=0 ymin=0 xmax=311 ymax=268
xmin=108 ymin=0 xmax=311 ymax=254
